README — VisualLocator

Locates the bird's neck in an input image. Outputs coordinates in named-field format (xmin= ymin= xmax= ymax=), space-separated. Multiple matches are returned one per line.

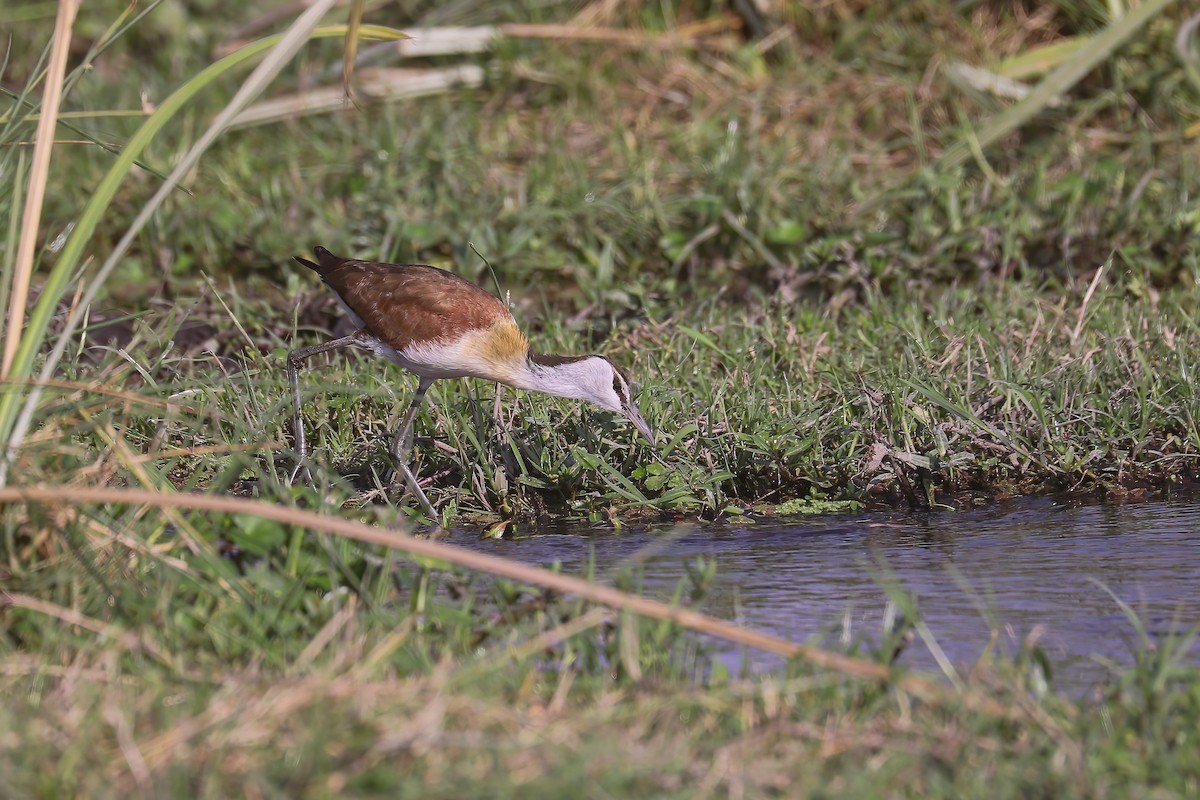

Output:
xmin=510 ymin=354 xmax=593 ymax=400
xmin=463 ymin=321 xmax=594 ymax=400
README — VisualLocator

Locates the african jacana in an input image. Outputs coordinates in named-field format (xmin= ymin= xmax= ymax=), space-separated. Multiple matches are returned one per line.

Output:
xmin=287 ymin=246 xmax=653 ymax=517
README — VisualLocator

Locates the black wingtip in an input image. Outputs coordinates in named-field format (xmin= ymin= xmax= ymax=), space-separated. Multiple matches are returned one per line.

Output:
xmin=294 ymin=246 xmax=344 ymax=275
xmin=293 ymin=255 xmax=320 ymax=272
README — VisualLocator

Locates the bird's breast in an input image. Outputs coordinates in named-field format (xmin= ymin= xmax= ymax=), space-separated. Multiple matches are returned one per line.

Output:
xmin=358 ymin=319 xmax=529 ymax=384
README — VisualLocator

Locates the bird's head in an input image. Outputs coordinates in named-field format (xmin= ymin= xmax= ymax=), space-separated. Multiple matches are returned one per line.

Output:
xmin=528 ymin=354 xmax=654 ymax=442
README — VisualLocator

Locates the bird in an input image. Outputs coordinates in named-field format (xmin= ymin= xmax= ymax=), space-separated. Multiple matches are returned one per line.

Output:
xmin=287 ymin=246 xmax=653 ymax=517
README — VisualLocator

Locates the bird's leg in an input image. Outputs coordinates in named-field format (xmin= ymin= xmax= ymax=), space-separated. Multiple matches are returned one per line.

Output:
xmin=388 ymin=377 xmax=437 ymax=519
xmin=392 ymin=377 xmax=433 ymax=468
xmin=287 ymin=334 xmax=360 ymax=483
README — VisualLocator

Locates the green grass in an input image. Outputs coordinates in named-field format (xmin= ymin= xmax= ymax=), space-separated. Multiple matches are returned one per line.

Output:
xmin=5 ymin=2 xmax=1200 ymax=302
xmin=15 ymin=271 xmax=1198 ymax=522
xmin=4 ymin=1 xmax=1200 ymax=795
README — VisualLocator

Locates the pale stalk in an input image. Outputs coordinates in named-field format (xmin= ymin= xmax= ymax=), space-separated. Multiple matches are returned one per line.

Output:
xmin=1 ymin=0 xmax=81 ymax=377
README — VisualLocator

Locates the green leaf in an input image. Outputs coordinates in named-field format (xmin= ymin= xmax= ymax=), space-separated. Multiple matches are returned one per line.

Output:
xmin=231 ymin=514 xmax=287 ymax=556
xmin=765 ymin=220 xmax=808 ymax=246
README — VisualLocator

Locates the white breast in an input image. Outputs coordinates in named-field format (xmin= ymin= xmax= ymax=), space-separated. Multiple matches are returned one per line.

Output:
xmin=356 ymin=332 xmax=520 ymax=383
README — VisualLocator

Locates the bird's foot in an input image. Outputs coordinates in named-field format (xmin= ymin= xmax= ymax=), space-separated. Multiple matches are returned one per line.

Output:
xmin=289 ymin=459 xmax=314 ymax=486
xmin=389 ymin=462 xmax=438 ymax=521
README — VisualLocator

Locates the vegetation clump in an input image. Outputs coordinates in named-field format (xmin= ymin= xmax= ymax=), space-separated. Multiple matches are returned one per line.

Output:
xmin=2 ymin=1 xmax=1200 ymax=795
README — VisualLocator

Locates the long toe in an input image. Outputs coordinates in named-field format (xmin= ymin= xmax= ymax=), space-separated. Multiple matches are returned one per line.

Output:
xmin=290 ymin=460 xmax=315 ymax=486
xmin=392 ymin=463 xmax=438 ymax=520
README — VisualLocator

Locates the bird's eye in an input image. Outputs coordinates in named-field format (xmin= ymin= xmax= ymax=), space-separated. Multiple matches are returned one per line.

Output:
xmin=612 ymin=376 xmax=627 ymax=404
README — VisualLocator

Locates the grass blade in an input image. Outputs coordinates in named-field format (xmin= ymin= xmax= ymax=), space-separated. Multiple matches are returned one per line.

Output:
xmin=937 ymin=0 xmax=1178 ymax=171
xmin=342 ymin=0 xmax=366 ymax=102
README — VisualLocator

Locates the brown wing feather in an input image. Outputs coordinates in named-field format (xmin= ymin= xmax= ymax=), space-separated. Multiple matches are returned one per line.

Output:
xmin=299 ymin=248 xmax=512 ymax=352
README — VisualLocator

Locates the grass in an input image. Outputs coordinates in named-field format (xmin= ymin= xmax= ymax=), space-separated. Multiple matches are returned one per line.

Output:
xmin=11 ymin=271 xmax=1197 ymax=521
xmin=4 ymin=487 xmax=1200 ymax=797
xmin=3 ymin=0 xmax=1200 ymax=795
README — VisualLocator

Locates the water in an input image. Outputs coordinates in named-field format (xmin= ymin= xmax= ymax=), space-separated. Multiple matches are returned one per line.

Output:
xmin=461 ymin=497 xmax=1200 ymax=692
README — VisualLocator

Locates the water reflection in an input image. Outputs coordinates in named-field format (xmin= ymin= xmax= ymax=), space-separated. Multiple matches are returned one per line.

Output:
xmin=460 ymin=497 xmax=1200 ymax=691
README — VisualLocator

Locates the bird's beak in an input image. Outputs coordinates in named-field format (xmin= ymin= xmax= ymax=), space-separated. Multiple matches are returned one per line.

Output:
xmin=623 ymin=402 xmax=654 ymax=443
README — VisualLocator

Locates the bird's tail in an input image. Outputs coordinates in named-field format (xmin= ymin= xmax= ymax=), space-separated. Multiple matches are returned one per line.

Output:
xmin=293 ymin=246 xmax=345 ymax=276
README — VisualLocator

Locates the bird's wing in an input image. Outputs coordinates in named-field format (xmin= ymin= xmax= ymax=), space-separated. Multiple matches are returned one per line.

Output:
xmin=320 ymin=261 xmax=512 ymax=352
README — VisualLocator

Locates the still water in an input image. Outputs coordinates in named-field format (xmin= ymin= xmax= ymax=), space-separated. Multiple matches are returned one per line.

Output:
xmin=463 ymin=497 xmax=1200 ymax=692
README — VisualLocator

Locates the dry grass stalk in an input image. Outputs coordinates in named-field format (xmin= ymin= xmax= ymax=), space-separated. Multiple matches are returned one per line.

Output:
xmin=570 ymin=0 xmax=624 ymax=28
xmin=2 ymin=0 xmax=81 ymax=379
xmin=221 ymin=16 xmax=734 ymax=60
xmin=0 ymin=485 xmax=1018 ymax=718
xmin=500 ymin=18 xmax=736 ymax=45
xmin=341 ymin=0 xmax=367 ymax=103
xmin=947 ymin=61 xmax=1064 ymax=107
xmin=391 ymin=26 xmax=497 ymax=58
xmin=229 ymin=65 xmax=485 ymax=128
